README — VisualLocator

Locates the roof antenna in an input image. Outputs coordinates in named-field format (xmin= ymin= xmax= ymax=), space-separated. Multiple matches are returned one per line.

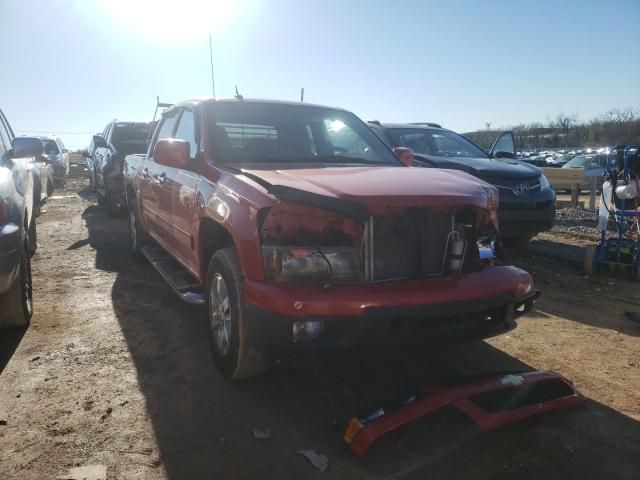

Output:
xmin=300 ymin=88 xmax=304 ymax=103
xmin=235 ymin=85 xmax=244 ymax=100
xmin=209 ymin=34 xmax=216 ymax=99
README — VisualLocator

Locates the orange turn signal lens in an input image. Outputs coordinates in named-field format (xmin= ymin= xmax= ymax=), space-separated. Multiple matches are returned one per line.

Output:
xmin=343 ymin=418 xmax=364 ymax=445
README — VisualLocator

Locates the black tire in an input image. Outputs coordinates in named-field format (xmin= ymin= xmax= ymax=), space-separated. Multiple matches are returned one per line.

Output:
xmin=0 ymin=236 xmax=33 ymax=328
xmin=128 ymin=202 xmax=148 ymax=260
xmin=206 ymin=248 xmax=266 ymax=380
xmin=502 ymin=235 xmax=533 ymax=249
xmin=27 ymin=219 xmax=37 ymax=257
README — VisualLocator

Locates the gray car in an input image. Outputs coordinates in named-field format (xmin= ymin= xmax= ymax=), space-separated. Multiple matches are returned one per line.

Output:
xmin=39 ymin=135 xmax=70 ymax=187
xmin=0 ymin=108 xmax=44 ymax=328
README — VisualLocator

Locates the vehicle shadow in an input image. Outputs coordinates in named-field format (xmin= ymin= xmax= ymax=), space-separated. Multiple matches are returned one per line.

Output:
xmin=81 ymin=205 xmax=129 ymax=272
xmin=0 ymin=327 xmax=27 ymax=375
xmin=81 ymin=206 xmax=640 ymax=479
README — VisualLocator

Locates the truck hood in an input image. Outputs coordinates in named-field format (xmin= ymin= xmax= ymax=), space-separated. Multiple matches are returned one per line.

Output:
xmin=242 ymin=166 xmax=498 ymax=211
xmin=414 ymin=154 xmax=542 ymax=180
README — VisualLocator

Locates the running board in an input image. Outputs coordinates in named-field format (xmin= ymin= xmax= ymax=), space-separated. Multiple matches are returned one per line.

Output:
xmin=141 ymin=245 xmax=206 ymax=305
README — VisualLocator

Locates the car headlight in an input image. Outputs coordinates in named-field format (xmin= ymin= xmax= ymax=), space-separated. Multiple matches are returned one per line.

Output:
xmin=539 ymin=174 xmax=551 ymax=190
xmin=262 ymin=245 xmax=363 ymax=283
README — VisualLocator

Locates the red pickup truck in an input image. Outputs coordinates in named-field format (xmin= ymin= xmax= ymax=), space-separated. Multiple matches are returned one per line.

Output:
xmin=123 ymin=98 xmax=538 ymax=379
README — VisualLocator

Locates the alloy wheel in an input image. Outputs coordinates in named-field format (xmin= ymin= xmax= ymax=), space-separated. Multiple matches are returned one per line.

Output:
xmin=209 ymin=273 xmax=232 ymax=356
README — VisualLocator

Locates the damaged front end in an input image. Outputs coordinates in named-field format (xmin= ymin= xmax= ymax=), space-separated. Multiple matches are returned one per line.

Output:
xmin=242 ymin=177 xmax=537 ymax=362
xmin=258 ymin=198 xmax=503 ymax=285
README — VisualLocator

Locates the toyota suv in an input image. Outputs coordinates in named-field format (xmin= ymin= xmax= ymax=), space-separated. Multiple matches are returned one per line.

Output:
xmin=368 ymin=122 xmax=556 ymax=246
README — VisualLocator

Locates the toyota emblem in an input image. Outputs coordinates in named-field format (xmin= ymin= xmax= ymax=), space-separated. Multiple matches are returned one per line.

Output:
xmin=512 ymin=183 xmax=529 ymax=195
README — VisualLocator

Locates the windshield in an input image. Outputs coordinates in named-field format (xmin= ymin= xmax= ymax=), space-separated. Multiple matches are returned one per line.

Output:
xmin=563 ymin=155 xmax=593 ymax=168
xmin=42 ymin=139 xmax=59 ymax=155
xmin=386 ymin=128 xmax=488 ymax=158
xmin=112 ymin=123 xmax=151 ymax=146
xmin=207 ymin=102 xmax=400 ymax=167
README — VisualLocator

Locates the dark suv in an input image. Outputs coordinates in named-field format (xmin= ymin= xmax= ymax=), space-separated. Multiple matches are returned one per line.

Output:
xmin=92 ymin=120 xmax=151 ymax=216
xmin=368 ymin=122 xmax=556 ymax=246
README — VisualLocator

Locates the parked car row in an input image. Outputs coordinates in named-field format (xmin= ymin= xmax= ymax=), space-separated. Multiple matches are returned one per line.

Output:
xmin=114 ymin=97 xmax=541 ymax=380
xmin=518 ymin=147 xmax=611 ymax=168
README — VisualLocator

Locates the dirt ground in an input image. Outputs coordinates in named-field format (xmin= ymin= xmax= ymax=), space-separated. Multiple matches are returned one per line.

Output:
xmin=1 ymin=169 xmax=639 ymax=480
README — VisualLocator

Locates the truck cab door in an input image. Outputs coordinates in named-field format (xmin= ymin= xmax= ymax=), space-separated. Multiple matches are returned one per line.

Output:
xmin=142 ymin=111 xmax=180 ymax=245
xmin=159 ymin=108 xmax=200 ymax=273
xmin=489 ymin=131 xmax=517 ymax=159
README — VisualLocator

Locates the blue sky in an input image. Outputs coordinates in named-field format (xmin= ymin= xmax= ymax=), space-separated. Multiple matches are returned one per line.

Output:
xmin=1 ymin=0 xmax=639 ymax=149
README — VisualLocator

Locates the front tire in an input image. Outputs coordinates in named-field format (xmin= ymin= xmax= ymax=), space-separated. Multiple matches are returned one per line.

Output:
xmin=27 ymin=219 xmax=37 ymax=257
xmin=0 ymin=236 xmax=33 ymax=328
xmin=206 ymin=248 xmax=266 ymax=380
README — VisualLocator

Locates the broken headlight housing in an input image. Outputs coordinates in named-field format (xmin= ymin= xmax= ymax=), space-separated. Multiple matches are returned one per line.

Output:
xmin=262 ymin=246 xmax=363 ymax=283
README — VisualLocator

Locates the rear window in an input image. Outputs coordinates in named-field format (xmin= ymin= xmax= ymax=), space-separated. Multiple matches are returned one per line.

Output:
xmin=43 ymin=139 xmax=59 ymax=154
xmin=112 ymin=123 xmax=151 ymax=144
xmin=208 ymin=102 xmax=398 ymax=167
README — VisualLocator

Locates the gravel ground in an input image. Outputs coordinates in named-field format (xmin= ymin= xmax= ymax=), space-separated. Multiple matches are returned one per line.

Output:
xmin=0 ymin=171 xmax=639 ymax=479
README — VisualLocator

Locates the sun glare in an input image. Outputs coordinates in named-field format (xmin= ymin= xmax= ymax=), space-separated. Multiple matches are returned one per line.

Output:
xmin=100 ymin=0 xmax=254 ymax=40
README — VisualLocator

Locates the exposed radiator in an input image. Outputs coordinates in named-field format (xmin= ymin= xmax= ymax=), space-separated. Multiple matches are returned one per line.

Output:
xmin=363 ymin=208 xmax=469 ymax=282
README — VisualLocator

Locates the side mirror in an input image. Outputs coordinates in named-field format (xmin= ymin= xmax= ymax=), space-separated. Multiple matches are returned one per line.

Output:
xmin=154 ymin=138 xmax=190 ymax=169
xmin=62 ymin=148 xmax=69 ymax=154
xmin=393 ymin=147 xmax=415 ymax=167
xmin=93 ymin=135 xmax=108 ymax=149
xmin=11 ymin=137 xmax=44 ymax=159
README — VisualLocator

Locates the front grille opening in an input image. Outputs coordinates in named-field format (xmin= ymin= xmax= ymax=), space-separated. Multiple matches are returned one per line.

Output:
xmin=367 ymin=207 xmax=478 ymax=282
xmin=468 ymin=378 xmax=575 ymax=413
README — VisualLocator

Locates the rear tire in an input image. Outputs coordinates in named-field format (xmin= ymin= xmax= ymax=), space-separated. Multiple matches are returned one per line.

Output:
xmin=128 ymin=202 xmax=148 ymax=260
xmin=88 ymin=168 xmax=96 ymax=191
xmin=583 ymin=245 xmax=597 ymax=276
xmin=206 ymin=248 xmax=266 ymax=380
xmin=0 ymin=236 xmax=33 ymax=328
